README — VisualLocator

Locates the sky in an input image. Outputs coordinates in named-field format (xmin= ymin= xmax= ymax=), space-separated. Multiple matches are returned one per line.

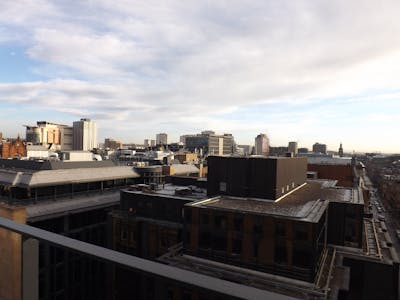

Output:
xmin=0 ymin=1 xmax=400 ymax=153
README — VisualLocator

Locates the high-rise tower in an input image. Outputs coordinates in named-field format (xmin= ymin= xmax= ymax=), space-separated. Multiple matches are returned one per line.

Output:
xmin=73 ymin=118 xmax=97 ymax=151
xmin=254 ymin=133 xmax=269 ymax=156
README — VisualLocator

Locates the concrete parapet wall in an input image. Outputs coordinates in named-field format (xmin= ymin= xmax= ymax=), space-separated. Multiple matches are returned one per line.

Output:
xmin=0 ymin=204 xmax=26 ymax=300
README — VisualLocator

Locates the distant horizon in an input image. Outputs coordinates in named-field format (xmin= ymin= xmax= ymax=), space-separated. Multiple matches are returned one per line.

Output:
xmin=0 ymin=121 xmax=398 ymax=155
xmin=1 ymin=1 xmax=399 ymax=153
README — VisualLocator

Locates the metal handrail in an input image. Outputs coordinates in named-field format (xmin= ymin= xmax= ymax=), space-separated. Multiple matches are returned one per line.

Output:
xmin=0 ymin=216 xmax=295 ymax=300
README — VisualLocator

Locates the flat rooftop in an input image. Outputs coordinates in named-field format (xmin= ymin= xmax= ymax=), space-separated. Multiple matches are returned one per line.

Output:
xmin=0 ymin=166 xmax=139 ymax=187
xmin=307 ymin=156 xmax=352 ymax=166
xmin=322 ymin=186 xmax=364 ymax=205
xmin=122 ymin=183 xmax=207 ymax=201
xmin=189 ymin=181 xmax=363 ymax=222
xmin=0 ymin=158 xmax=117 ymax=171
xmin=25 ymin=191 xmax=120 ymax=222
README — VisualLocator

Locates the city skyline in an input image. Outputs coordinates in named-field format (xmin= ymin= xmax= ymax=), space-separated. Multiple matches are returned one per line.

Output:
xmin=1 ymin=1 xmax=400 ymax=153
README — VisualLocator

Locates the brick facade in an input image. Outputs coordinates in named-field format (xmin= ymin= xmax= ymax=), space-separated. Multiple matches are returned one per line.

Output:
xmin=0 ymin=136 xmax=26 ymax=158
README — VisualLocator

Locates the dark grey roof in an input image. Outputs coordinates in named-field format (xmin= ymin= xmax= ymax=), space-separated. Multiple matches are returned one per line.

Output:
xmin=0 ymin=166 xmax=139 ymax=187
xmin=189 ymin=181 xmax=328 ymax=222
xmin=26 ymin=192 xmax=120 ymax=221
xmin=0 ymin=159 xmax=116 ymax=171
xmin=47 ymin=160 xmax=116 ymax=169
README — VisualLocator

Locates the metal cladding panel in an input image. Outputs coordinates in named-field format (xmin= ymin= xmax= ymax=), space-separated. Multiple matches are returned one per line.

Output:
xmin=120 ymin=191 xmax=192 ymax=223
xmin=207 ymin=156 xmax=248 ymax=197
xmin=248 ymin=158 xmax=277 ymax=199
xmin=207 ymin=156 xmax=277 ymax=199
xmin=207 ymin=156 xmax=307 ymax=199
xmin=327 ymin=202 xmax=345 ymax=246
xmin=275 ymin=157 xmax=307 ymax=199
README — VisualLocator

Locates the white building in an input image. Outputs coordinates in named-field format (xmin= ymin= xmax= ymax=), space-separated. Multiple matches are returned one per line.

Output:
xmin=26 ymin=145 xmax=50 ymax=160
xmin=60 ymin=150 xmax=98 ymax=161
xmin=156 ymin=133 xmax=168 ymax=145
xmin=60 ymin=126 xmax=73 ymax=150
xmin=255 ymin=133 xmax=269 ymax=156
xmin=73 ymin=119 xmax=97 ymax=151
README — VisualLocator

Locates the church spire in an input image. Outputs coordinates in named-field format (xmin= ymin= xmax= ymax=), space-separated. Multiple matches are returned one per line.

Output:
xmin=338 ymin=142 xmax=344 ymax=157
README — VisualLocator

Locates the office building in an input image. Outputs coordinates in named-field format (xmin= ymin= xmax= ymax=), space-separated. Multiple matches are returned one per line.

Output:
xmin=73 ymin=118 xmax=97 ymax=151
xmin=174 ymin=152 xmax=198 ymax=164
xmin=158 ymin=156 xmax=398 ymax=300
xmin=288 ymin=141 xmax=298 ymax=156
xmin=111 ymin=182 xmax=206 ymax=259
xmin=185 ymin=131 xmax=234 ymax=156
xmin=236 ymin=144 xmax=252 ymax=155
xmin=255 ymin=133 xmax=269 ymax=155
xmin=0 ymin=159 xmax=140 ymax=300
xmin=298 ymin=147 xmax=309 ymax=154
xmin=269 ymin=146 xmax=288 ymax=156
xmin=1 ymin=155 xmax=399 ymax=300
xmin=179 ymin=134 xmax=194 ymax=146
xmin=25 ymin=121 xmax=73 ymax=150
xmin=312 ymin=143 xmax=327 ymax=154
xmin=144 ymin=139 xmax=149 ymax=148
xmin=0 ymin=159 xmax=139 ymax=203
xmin=60 ymin=125 xmax=73 ymax=150
xmin=156 ymin=133 xmax=168 ymax=146
xmin=104 ymin=138 xmax=123 ymax=150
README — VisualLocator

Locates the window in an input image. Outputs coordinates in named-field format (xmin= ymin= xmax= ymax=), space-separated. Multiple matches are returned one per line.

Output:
xmin=253 ymin=240 xmax=259 ymax=257
xmin=275 ymin=245 xmax=287 ymax=264
xmin=213 ymin=235 xmax=227 ymax=252
xmin=199 ymin=232 xmax=211 ymax=249
xmin=220 ymin=182 xmax=227 ymax=192
xmin=232 ymin=238 xmax=242 ymax=255
xmin=183 ymin=290 xmax=192 ymax=300
xmin=345 ymin=219 xmax=356 ymax=242
xmin=166 ymin=288 xmax=174 ymax=300
xmin=184 ymin=209 xmax=192 ymax=223
xmin=253 ymin=216 xmax=263 ymax=234
xmin=120 ymin=229 xmax=128 ymax=241
xmin=215 ymin=215 xmax=227 ymax=229
xmin=129 ymin=231 xmax=135 ymax=243
xmin=233 ymin=214 xmax=244 ymax=231
xmin=275 ymin=222 xmax=286 ymax=236
xmin=200 ymin=213 xmax=209 ymax=225
xmin=293 ymin=249 xmax=311 ymax=268
xmin=185 ymin=231 xmax=191 ymax=245
xmin=295 ymin=223 xmax=308 ymax=240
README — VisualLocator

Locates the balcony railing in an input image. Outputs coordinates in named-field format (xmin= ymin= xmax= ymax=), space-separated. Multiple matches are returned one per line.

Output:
xmin=0 ymin=216 xmax=296 ymax=300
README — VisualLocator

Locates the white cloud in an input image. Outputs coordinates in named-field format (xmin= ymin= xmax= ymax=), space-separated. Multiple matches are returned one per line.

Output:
xmin=0 ymin=0 xmax=400 ymax=151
